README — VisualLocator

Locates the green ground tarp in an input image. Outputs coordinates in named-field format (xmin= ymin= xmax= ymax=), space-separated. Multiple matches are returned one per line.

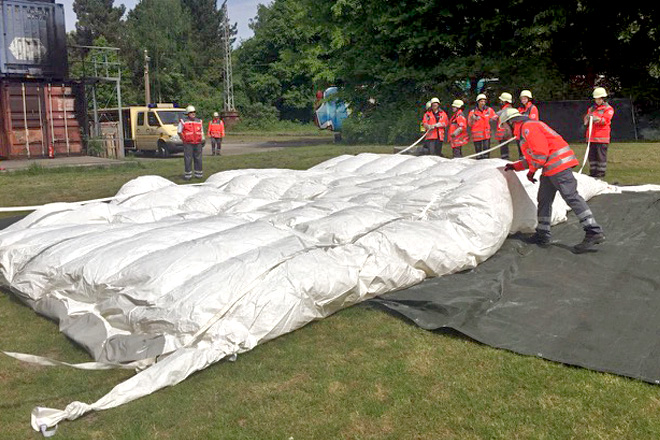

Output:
xmin=372 ymin=192 xmax=660 ymax=383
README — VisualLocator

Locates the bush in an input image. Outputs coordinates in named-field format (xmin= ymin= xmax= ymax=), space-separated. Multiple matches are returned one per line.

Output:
xmin=343 ymin=105 xmax=425 ymax=145
xmin=86 ymin=137 xmax=105 ymax=157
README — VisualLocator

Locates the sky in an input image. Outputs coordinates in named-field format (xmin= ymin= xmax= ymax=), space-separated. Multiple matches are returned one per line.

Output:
xmin=58 ymin=0 xmax=267 ymax=47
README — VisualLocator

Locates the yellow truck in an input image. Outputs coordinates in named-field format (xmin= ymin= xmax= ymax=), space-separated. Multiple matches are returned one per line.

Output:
xmin=95 ymin=104 xmax=199 ymax=157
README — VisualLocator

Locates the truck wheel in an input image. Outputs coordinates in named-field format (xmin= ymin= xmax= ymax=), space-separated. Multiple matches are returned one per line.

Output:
xmin=158 ymin=141 xmax=170 ymax=158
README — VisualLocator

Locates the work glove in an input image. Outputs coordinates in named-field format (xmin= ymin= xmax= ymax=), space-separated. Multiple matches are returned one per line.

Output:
xmin=504 ymin=163 xmax=515 ymax=171
xmin=527 ymin=171 xmax=538 ymax=184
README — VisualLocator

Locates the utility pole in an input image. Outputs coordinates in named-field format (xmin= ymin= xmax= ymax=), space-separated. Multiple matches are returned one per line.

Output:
xmin=144 ymin=49 xmax=151 ymax=106
xmin=221 ymin=1 xmax=239 ymax=126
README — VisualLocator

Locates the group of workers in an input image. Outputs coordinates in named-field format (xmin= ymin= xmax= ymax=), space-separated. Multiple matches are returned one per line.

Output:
xmin=421 ymin=88 xmax=614 ymax=178
xmin=177 ymin=106 xmax=226 ymax=181
xmin=422 ymin=87 xmax=615 ymax=253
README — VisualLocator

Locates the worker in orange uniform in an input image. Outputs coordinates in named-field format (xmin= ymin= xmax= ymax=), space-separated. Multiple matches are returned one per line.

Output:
xmin=467 ymin=94 xmax=497 ymax=159
xmin=208 ymin=112 xmax=225 ymax=156
xmin=178 ymin=105 xmax=204 ymax=180
xmin=516 ymin=90 xmax=539 ymax=158
xmin=496 ymin=92 xmax=514 ymax=160
xmin=583 ymin=87 xmax=615 ymax=178
xmin=422 ymin=97 xmax=448 ymax=156
xmin=518 ymin=90 xmax=539 ymax=120
xmin=448 ymin=99 xmax=468 ymax=158
xmin=500 ymin=107 xmax=605 ymax=253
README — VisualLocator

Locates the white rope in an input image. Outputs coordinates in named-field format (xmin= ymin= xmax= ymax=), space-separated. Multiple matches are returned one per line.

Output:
xmin=0 ymin=183 xmax=207 ymax=213
xmin=579 ymin=115 xmax=594 ymax=174
xmin=396 ymin=130 xmax=430 ymax=155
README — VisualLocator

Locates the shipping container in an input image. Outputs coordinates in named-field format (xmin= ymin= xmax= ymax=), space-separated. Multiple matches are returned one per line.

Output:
xmin=0 ymin=79 xmax=84 ymax=158
xmin=0 ymin=0 xmax=68 ymax=79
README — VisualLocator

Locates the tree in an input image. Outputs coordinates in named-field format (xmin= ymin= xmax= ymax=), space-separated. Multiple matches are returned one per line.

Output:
xmin=72 ymin=0 xmax=126 ymax=47
xmin=235 ymin=0 xmax=335 ymax=121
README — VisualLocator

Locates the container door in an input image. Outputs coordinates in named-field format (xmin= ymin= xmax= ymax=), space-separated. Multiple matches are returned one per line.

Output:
xmin=2 ymin=82 xmax=46 ymax=158
xmin=44 ymin=84 xmax=83 ymax=156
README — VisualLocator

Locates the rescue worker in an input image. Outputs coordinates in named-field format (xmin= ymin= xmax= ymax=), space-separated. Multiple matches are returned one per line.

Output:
xmin=516 ymin=90 xmax=539 ymax=158
xmin=496 ymin=92 xmax=514 ymax=160
xmin=422 ymin=97 xmax=448 ymax=156
xmin=467 ymin=94 xmax=497 ymax=159
xmin=178 ymin=105 xmax=204 ymax=180
xmin=500 ymin=107 xmax=605 ymax=253
xmin=419 ymin=101 xmax=432 ymax=137
xmin=208 ymin=112 xmax=225 ymax=156
xmin=448 ymin=99 xmax=468 ymax=158
xmin=518 ymin=90 xmax=539 ymax=120
xmin=583 ymin=87 xmax=615 ymax=178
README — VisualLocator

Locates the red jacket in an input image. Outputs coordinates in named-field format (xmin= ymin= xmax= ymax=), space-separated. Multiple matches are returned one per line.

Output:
xmin=448 ymin=110 xmax=468 ymax=148
xmin=511 ymin=120 xmax=579 ymax=176
xmin=208 ymin=119 xmax=225 ymax=138
xmin=467 ymin=106 xmax=497 ymax=141
xmin=518 ymin=102 xmax=539 ymax=120
xmin=496 ymin=103 xmax=512 ymax=140
xmin=584 ymin=103 xmax=614 ymax=143
xmin=179 ymin=118 xmax=203 ymax=144
xmin=422 ymin=110 xmax=448 ymax=140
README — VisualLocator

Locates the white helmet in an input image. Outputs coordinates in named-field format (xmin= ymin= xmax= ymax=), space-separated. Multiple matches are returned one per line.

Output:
xmin=498 ymin=107 xmax=522 ymax=127
xmin=499 ymin=92 xmax=513 ymax=103
xmin=185 ymin=105 xmax=196 ymax=114
xmin=213 ymin=112 xmax=220 ymax=117
xmin=430 ymin=97 xmax=441 ymax=104
xmin=451 ymin=99 xmax=464 ymax=108
xmin=520 ymin=90 xmax=533 ymax=99
xmin=476 ymin=93 xmax=487 ymax=102
xmin=593 ymin=87 xmax=608 ymax=99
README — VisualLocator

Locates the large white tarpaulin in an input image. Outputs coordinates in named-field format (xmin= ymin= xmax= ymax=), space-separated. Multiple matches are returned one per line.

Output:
xmin=0 ymin=154 xmax=615 ymax=432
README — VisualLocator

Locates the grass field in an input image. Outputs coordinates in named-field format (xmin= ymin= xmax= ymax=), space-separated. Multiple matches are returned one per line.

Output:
xmin=1 ymin=141 xmax=659 ymax=439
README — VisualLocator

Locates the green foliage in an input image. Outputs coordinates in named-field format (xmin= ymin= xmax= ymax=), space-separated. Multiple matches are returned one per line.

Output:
xmin=86 ymin=137 xmax=105 ymax=157
xmin=235 ymin=0 xmax=336 ymax=122
xmin=233 ymin=102 xmax=280 ymax=130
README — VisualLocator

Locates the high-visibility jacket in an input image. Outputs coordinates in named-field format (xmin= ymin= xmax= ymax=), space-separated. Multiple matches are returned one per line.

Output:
xmin=422 ymin=110 xmax=448 ymax=140
xmin=496 ymin=103 xmax=512 ymax=140
xmin=584 ymin=102 xmax=614 ymax=143
xmin=208 ymin=119 xmax=225 ymax=138
xmin=511 ymin=119 xmax=579 ymax=176
xmin=467 ymin=106 xmax=497 ymax=141
xmin=448 ymin=110 xmax=469 ymax=148
xmin=518 ymin=101 xmax=539 ymax=120
xmin=179 ymin=117 xmax=203 ymax=144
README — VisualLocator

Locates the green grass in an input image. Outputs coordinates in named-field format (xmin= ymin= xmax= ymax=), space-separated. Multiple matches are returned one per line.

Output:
xmin=1 ymin=141 xmax=660 ymax=439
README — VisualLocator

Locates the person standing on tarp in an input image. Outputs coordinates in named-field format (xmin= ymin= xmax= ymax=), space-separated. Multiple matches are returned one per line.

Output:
xmin=422 ymin=97 xmax=448 ymax=156
xmin=500 ymin=107 xmax=605 ymax=253
xmin=448 ymin=99 xmax=469 ymax=158
xmin=468 ymin=94 xmax=497 ymax=159
xmin=178 ymin=105 xmax=204 ymax=181
xmin=496 ymin=92 xmax=514 ymax=160
xmin=583 ymin=87 xmax=615 ymax=178
xmin=208 ymin=112 xmax=225 ymax=156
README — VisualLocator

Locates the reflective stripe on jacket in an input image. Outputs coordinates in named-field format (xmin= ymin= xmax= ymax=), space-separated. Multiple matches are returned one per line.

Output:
xmin=467 ymin=106 xmax=497 ymax=141
xmin=585 ymin=103 xmax=614 ymax=143
xmin=449 ymin=110 xmax=469 ymax=148
xmin=422 ymin=110 xmax=448 ymax=140
xmin=518 ymin=102 xmax=539 ymax=120
xmin=496 ymin=103 xmax=512 ymax=140
xmin=179 ymin=118 xmax=203 ymax=144
xmin=208 ymin=119 xmax=225 ymax=138
xmin=511 ymin=119 xmax=579 ymax=176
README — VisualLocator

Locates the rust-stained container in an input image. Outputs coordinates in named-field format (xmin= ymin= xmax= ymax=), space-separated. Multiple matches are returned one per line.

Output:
xmin=0 ymin=0 xmax=68 ymax=79
xmin=0 ymin=79 xmax=84 ymax=158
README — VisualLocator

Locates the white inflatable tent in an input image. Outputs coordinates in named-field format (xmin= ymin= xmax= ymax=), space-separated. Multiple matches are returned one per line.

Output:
xmin=0 ymin=153 xmax=617 ymax=432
